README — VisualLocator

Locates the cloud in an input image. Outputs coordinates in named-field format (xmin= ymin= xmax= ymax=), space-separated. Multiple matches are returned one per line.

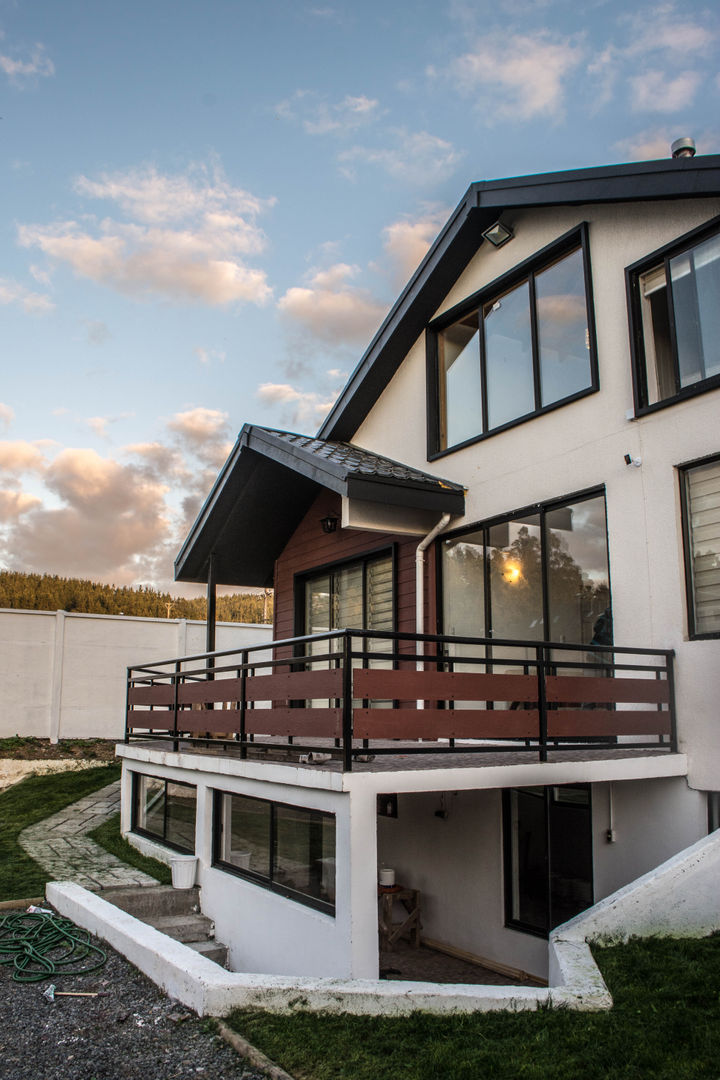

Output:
xmin=621 ymin=5 xmax=716 ymax=59
xmin=0 ymin=440 xmax=46 ymax=474
xmin=276 ymin=90 xmax=381 ymax=135
xmin=256 ymin=382 xmax=339 ymax=430
xmin=0 ymin=490 xmax=41 ymax=521
xmin=277 ymin=263 xmax=387 ymax=346
xmin=0 ymin=277 xmax=54 ymax=314
xmin=629 ymin=70 xmax=701 ymax=112
xmin=194 ymin=346 xmax=226 ymax=366
xmin=167 ymin=407 xmax=233 ymax=468
xmin=0 ymin=404 xmax=14 ymax=432
xmin=0 ymin=42 xmax=54 ymax=84
xmin=614 ymin=127 xmax=720 ymax=162
xmin=380 ymin=208 xmax=448 ymax=288
xmin=338 ymin=129 xmax=462 ymax=184
xmin=452 ymin=32 xmax=583 ymax=121
xmin=18 ymin=163 xmax=273 ymax=307
xmin=83 ymin=319 xmax=110 ymax=345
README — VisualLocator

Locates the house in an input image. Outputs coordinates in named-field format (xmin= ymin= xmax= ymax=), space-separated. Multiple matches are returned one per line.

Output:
xmin=119 ymin=146 xmax=720 ymax=984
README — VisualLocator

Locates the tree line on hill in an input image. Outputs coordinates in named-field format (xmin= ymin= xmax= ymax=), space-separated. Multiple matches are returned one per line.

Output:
xmin=0 ymin=571 xmax=272 ymax=624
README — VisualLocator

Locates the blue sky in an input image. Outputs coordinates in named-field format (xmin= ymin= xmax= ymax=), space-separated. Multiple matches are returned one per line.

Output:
xmin=1 ymin=0 xmax=718 ymax=591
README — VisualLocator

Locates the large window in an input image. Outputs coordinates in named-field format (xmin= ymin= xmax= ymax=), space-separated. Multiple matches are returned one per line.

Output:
xmin=680 ymin=454 xmax=720 ymax=639
xmin=132 ymin=774 xmax=197 ymax=853
xmin=627 ymin=218 xmax=720 ymax=413
xmin=300 ymin=550 xmax=394 ymax=638
xmin=503 ymin=785 xmax=593 ymax=936
xmin=213 ymin=791 xmax=336 ymax=914
xmin=440 ymin=490 xmax=611 ymax=652
xmin=428 ymin=226 xmax=597 ymax=456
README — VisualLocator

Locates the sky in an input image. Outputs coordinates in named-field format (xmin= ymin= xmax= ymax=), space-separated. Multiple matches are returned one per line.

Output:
xmin=1 ymin=0 xmax=718 ymax=594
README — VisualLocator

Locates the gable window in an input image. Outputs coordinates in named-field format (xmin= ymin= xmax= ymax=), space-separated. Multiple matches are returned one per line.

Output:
xmin=503 ymin=785 xmax=593 ymax=936
xmin=627 ymin=217 xmax=720 ymax=413
xmin=212 ymin=790 xmax=336 ymax=914
xmin=679 ymin=454 xmax=720 ymax=639
xmin=428 ymin=225 xmax=597 ymax=456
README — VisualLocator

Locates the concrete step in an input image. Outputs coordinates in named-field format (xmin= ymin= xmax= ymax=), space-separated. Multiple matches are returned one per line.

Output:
xmin=187 ymin=938 xmax=228 ymax=966
xmin=146 ymin=912 xmax=215 ymax=943
xmin=100 ymin=884 xmax=200 ymax=918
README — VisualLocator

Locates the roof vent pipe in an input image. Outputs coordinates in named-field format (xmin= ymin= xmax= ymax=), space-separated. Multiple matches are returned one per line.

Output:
xmin=671 ymin=137 xmax=696 ymax=159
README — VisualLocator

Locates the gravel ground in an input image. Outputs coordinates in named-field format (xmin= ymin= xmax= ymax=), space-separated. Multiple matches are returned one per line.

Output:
xmin=0 ymin=928 xmax=268 ymax=1080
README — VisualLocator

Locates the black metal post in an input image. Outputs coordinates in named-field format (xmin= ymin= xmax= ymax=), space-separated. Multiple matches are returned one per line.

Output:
xmin=537 ymin=645 xmax=548 ymax=763
xmin=666 ymin=650 xmax=678 ymax=753
xmin=172 ymin=660 xmax=180 ymax=753
xmin=206 ymin=551 xmax=217 ymax=655
xmin=124 ymin=667 xmax=132 ymax=743
xmin=342 ymin=630 xmax=353 ymax=772
xmin=239 ymin=650 xmax=248 ymax=759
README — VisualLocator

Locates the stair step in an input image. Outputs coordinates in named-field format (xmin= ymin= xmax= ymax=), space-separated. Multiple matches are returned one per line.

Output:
xmin=187 ymin=938 xmax=228 ymax=966
xmin=100 ymin=884 xmax=200 ymax=918
xmin=147 ymin=913 xmax=214 ymax=943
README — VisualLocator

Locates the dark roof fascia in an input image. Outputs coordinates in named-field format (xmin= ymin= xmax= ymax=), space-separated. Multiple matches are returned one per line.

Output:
xmin=318 ymin=155 xmax=720 ymax=442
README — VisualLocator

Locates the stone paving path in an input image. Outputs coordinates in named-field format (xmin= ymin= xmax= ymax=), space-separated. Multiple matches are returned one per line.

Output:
xmin=18 ymin=780 xmax=157 ymax=890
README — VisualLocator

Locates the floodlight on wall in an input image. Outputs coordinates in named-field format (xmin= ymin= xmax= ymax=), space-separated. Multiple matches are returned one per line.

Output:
xmin=482 ymin=220 xmax=514 ymax=248
xmin=320 ymin=514 xmax=339 ymax=534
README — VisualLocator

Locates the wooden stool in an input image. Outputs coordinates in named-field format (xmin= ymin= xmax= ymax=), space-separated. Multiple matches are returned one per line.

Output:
xmin=378 ymin=885 xmax=421 ymax=949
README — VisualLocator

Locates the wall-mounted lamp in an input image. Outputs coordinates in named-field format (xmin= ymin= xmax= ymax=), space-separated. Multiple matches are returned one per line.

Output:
xmin=482 ymin=220 xmax=514 ymax=248
xmin=624 ymin=453 xmax=642 ymax=468
xmin=320 ymin=514 xmax=339 ymax=534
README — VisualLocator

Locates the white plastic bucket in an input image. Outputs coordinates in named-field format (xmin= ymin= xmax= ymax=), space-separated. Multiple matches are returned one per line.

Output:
xmin=379 ymin=867 xmax=395 ymax=887
xmin=170 ymin=855 xmax=198 ymax=889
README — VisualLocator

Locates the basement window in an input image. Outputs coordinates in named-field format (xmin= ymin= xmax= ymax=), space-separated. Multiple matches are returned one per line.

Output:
xmin=131 ymin=774 xmax=196 ymax=853
xmin=627 ymin=217 xmax=720 ymax=413
xmin=212 ymin=790 xmax=336 ymax=915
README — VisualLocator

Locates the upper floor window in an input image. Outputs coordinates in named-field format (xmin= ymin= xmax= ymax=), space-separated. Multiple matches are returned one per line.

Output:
xmin=627 ymin=217 xmax=720 ymax=414
xmin=427 ymin=225 xmax=597 ymax=457
xmin=679 ymin=453 xmax=720 ymax=639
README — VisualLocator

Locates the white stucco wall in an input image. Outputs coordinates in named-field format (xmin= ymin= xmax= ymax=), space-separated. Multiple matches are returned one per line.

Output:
xmin=352 ymin=197 xmax=720 ymax=792
xmin=0 ymin=609 xmax=272 ymax=741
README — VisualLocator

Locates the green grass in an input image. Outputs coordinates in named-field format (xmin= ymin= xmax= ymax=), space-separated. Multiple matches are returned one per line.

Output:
xmin=0 ymin=763 xmax=121 ymax=901
xmin=226 ymin=934 xmax=720 ymax=1080
xmin=88 ymin=812 xmax=172 ymax=885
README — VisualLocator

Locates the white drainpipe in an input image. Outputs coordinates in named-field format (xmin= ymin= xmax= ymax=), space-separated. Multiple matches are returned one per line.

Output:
xmin=416 ymin=513 xmax=451 ymax=707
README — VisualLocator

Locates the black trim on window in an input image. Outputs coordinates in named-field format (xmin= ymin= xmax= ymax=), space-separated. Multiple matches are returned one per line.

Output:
xmin=502 ymin=785 xmax=593 ymax=937
xmin=293 ymin=544 xmax=397 ymax=638
xmin=678 ymin=451 xmax=720 ymax=640
xmin=131 ymin=773 xmax=197 ymax=854
xmin=626 ymin=215 xmax=720 ymax=416
xmin=426 ymin=224 xmax=598 ymax=459
xmin=211 ymin=789 xmax=336 ymax=916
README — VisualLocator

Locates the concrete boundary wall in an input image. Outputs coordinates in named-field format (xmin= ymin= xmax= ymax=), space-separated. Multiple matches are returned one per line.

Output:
xmin=47 ymin=828 xmax=719 ymax=1017
xmin=0 ymin=608 xmax=272 ymax=742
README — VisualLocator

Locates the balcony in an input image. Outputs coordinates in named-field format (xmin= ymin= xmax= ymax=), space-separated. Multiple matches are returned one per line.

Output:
xmin=125 ymin=630 xmax=677 ymax=771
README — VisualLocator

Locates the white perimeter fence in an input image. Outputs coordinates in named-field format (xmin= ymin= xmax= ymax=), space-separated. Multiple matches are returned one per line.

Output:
xmin=0 ymin=608 xmax=273 ymax=742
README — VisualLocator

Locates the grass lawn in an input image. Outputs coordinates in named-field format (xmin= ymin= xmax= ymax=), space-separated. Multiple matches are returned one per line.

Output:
xmin=0 ymin=763 xmax=121 ymax=901
xmin=88 ymin=812 xmax=171 ymax=885
xmin=226 ymin=934 xmax=720 ymax=1080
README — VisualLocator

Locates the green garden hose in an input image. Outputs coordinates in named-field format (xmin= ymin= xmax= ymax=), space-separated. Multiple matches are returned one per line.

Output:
xmin=0 ymin=911 xmax=107 ymax=983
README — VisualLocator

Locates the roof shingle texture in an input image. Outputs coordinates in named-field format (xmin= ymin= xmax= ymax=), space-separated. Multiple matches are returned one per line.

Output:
xmin=264 ymin=428 xmax=464 ymax=492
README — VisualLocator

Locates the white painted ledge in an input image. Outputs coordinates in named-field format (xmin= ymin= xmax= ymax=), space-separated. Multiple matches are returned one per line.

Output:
xmin=48 ymin=829 xmax=720 ymax=1018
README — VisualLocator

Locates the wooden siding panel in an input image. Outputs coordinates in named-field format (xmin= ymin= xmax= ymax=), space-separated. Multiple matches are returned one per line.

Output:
xmin=353 ymin=668 xmax=538 ymax=702
xmin=547 ymin=709 xmax=671 ymax=736
xmin=353 ymin=708 xmax=539 ymax=739
xmin=546 ymin=676 xmax=669 ymax=704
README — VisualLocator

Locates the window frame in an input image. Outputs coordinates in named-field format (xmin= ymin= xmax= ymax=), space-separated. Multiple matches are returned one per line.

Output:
xmin=130 ymin=773 xmax=197 ymax=854
xmin=626 ymin=215 xmax=720 ymax=416
xmin=211 ymin=789 xmax=336 ymax=916
xmin=293 ymin=544 xmax=397 ymax=638
xmin=435 ymin=485 xmax=612 ymax=647
xmin=426 ymin=223 xmax=598 ymax=460
xmin=502 ymin=784 xmax=594 ymax=937
xmin=678 ymin=451 xmax=720 ymax=641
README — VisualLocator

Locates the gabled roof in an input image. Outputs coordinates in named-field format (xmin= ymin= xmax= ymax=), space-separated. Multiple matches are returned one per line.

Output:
xmin=175 ymin=425 xmax=465 ymax=586
xmin=318 ymin=154 xmax=720 ymax=442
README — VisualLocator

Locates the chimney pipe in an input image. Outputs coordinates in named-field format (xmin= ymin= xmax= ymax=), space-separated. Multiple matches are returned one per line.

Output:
xmin=671 ymin=137 xmax=696 ymax=159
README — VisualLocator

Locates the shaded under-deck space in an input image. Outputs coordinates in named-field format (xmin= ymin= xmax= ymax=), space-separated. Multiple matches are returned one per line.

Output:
xmin=379 ymin=941 xmax=545 ymax=986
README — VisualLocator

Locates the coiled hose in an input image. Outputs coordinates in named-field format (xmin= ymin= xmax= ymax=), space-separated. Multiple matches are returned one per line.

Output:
xmin=0 ymin=911 xmax=107 ymax=983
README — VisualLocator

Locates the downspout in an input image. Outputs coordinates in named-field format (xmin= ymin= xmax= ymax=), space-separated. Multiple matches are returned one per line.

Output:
xmin=416 ymin=513 xmax=451 ymax=707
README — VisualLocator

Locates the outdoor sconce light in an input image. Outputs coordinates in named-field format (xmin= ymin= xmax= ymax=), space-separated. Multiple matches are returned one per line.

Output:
xmin=482 ymin=220 xmax=514 ymax=248
xmin=320 ymin=514 xmax=339 ymax=534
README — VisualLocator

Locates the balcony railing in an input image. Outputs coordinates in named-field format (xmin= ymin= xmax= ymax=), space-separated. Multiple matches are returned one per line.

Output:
xmin=125 ymin=629 xmax=677 ymax=770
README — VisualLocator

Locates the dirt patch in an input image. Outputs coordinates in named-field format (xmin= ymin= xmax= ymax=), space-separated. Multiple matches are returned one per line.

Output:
xmin=0 ymin=738 xmax=118 ymax=762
